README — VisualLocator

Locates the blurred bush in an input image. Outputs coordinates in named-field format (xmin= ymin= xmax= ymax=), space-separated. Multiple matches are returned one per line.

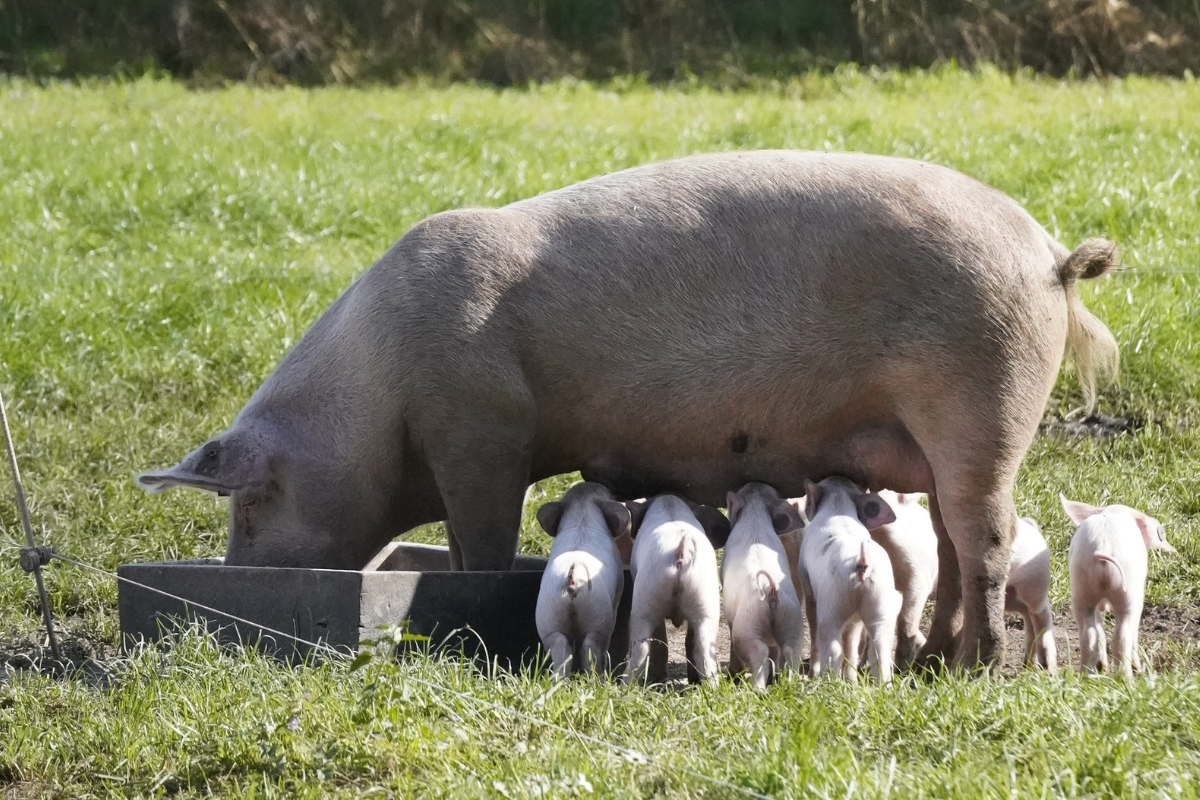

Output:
xmin=0 ymin=0 xmax=1196 ymax=83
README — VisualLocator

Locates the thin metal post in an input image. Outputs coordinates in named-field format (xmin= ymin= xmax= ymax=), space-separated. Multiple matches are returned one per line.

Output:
xmin=0 ymin=388 xmax=62 ymax=663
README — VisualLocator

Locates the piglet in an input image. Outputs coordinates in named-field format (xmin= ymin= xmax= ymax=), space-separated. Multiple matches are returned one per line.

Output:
xmin=624 ymin=495 xmax=729 ymax=685
xmin=722 ymin=483 xmax=806 ymax=690
xmin=1062 ymin=494 xmax=1174 ymax=677
xmin=799 ymin=477 xmax=902 ymax=682
xmin=778 ymin=497 xmax=807 ymax=600
xmin=535 ymin=483 xmax=630 ymax=677
xmin=1006 ymin=516 xmax=1056 ymax=671
xmin=867 ymin=490 xmax=938 ymax=669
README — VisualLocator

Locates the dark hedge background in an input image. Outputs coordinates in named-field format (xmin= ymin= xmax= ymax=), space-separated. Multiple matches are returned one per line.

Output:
xmin=1 ymin=0 xmax=1197 ymax=84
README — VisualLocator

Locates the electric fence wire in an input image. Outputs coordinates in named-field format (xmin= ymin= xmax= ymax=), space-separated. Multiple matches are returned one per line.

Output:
xmin=0 ymin=532 xmax=775 ymax=800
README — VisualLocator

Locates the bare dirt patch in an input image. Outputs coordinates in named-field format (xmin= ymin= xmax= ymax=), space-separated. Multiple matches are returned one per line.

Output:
xmin=0 ymin=626 xmax=118 ymax=688
xmin=1003 ymin=603 xmax=1200 ymax=675
xmin=1041 ymin=413 xmax=1142 ymax=438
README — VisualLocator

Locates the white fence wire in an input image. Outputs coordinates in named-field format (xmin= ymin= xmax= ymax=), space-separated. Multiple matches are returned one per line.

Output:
xmin=0 ymin=531 xmax=776 ymax=800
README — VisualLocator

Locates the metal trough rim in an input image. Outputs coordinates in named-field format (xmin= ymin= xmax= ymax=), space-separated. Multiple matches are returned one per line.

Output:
xmin=137 ymin=541 xmax=549 ymax=575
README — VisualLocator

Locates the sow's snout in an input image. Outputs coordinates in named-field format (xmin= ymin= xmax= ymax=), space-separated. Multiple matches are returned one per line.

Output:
xmin=136 ymin=431 xmax=267 ymax=496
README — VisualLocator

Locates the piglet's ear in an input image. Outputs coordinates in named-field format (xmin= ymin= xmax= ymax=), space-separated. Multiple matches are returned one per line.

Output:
xmin=804 ymin=480 xmax=823 ymax=522
xmin=625 ymin=500 xmax=649 ymax=539
xmin=692 ymin=504 xmax=732 ymax=550
xmin=770 ymin=498 xmax=804 ymax=534
xmin=614 ymin=531 xmax=633 ymax=566
xmin=1131 ymin=511 xmax=1175 ymax=553
xmin=597 ymin=499 xmax=632 ymax=539
xmin=136 ymin=431 xmax=267 ymax=496
xmin=1059 ymin=494 xmax=1101 ymax=527
xmin=536 ymin=501 xmax=565 ymax=537
xmin=725 ymin=491 xmax=744 ymax=526
xmin=855 ymin=491 xmax=896 ymax=529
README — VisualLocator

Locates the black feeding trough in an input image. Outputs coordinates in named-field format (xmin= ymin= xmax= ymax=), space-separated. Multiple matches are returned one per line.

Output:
xmin=118 ymin=542 xmax=667 ymax=678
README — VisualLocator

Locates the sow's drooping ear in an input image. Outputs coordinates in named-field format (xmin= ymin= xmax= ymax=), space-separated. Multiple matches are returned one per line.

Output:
xmin=769 ymin=498 xmax=805 ymax=535
xmin=691 ymin=504 xmax=732 ymax=550
xmin=536 ymin=501 xmax=565 ymax=537
xmin=1059 ymin=493 xmax=1102 ymax=527
xmin=135 ymin=431 xmax=267 ymax=496
xmin=597 ymin=499 xmax=632 ymax=539
xmin=855 ymin=491 xmax=897 ymax=529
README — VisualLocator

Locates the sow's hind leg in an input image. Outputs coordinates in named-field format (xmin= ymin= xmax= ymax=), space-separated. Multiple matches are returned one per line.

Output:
xmin=909 ymin=386 xmax=1043 ymax=672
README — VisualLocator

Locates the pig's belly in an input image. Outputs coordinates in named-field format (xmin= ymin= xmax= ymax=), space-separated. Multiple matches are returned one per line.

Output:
xmin=535 ymin=412 xmax=935 ymax=504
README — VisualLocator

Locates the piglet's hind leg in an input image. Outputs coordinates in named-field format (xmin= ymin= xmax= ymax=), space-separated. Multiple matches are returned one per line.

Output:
xmin=544 ymin=632 xmax=574 ymax=678
xmin=1111 ymin=596 xmax=1143 ymax=678
xmin=690 ymin=617 xmax=721 ymax=685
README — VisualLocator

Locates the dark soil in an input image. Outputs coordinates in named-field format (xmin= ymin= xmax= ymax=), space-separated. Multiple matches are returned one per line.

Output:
xmin=1005 ymin=603 xmax=1200 ymax=675
xmin=0 ymin=626 xmax=118 ymax=688
xmin=1041 ymin=413 xmax=1141 ymax=438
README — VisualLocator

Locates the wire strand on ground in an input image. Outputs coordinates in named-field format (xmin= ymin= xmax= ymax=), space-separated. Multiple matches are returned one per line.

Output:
xmin=2 ymin=535 xmax=774 ymax=800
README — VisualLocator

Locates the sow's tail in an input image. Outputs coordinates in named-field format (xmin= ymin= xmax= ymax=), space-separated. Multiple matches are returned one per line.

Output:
xmin=1058 ymin=238 xmax=1120 ymax=410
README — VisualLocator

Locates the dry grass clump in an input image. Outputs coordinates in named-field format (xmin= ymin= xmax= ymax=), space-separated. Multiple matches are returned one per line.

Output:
xmin=857 ymin=0 xmax=1200 ymax=77
xmin=4 ymin=0 xmax=1198 ymax=83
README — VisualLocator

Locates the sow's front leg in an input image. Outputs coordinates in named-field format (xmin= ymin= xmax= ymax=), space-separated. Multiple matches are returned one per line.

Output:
xmin=434 ymin=447 xmax=531 ymax=570
xmin=425 ymin=382 xmax=535 ymax=570
xmin=446 ymin=522 xmax=466 ymax=571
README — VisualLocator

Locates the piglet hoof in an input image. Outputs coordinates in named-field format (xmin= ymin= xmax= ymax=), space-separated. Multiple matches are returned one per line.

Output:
xmin=894 ymin=635 xmax=924 ymax=671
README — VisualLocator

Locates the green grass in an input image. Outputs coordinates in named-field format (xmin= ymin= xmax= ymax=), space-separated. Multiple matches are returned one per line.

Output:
xmin=1 ymin=68 xmax=1200 ymax=797
xmin=5 ymin=630 xmax=1200 ymax=798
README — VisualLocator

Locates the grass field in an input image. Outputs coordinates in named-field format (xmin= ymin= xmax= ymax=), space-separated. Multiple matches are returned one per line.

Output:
xmin=1 ymin=69 xmax=1199 ymax=797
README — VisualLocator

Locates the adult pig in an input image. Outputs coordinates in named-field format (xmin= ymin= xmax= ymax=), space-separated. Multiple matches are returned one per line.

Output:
xmin=137 ymin=150 xmax=1119 ymax=669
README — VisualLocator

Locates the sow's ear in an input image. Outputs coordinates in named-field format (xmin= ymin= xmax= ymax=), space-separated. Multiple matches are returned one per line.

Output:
xmin=136 ymin=431 xmax=267 ymax=496
xmin=1059 ymin=493 xmax=1102 ymax=527
xmin=769 ymin=498 xmax=804 ymax=535
xmin=597 ymin=499 xmax=632 ymax=539
xmin=855 ymin=491 xmax=896 ymax=529
xmin=536 ymin=501 xmax=565 ymax=537
xmin=691 ymin=504 xmax=732 ymax=550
